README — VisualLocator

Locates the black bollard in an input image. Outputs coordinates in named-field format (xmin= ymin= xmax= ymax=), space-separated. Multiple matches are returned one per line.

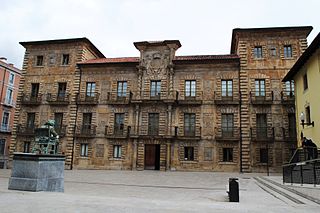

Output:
xmin=229 ymin=178 xmax=239 ymax=202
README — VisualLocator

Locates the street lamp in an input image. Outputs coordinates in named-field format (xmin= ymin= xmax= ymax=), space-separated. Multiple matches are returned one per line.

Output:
xmin=300 ymin=112 xmax=314 ymax=128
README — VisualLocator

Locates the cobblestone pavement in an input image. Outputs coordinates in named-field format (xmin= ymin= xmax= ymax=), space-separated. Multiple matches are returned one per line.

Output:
xmin=0 ymin=169 xmax=319 ymax=212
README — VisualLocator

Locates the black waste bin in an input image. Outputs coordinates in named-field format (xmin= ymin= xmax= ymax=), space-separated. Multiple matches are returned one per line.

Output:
xmin=229 ymin=178 xmax=239 ymax=202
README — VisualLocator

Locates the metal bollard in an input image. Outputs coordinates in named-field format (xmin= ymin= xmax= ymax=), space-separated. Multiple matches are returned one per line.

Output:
xmin=229 ymin=178 xmax=239 ymax=202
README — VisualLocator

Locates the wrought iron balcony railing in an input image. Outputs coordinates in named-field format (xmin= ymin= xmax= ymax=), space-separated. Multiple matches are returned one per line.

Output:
xmin=75 ymin=124 xmax=97 ymax=138
xmin=55 ymin=125 xmax=67 ymax=137
xmin=215 ymin=127 xmax=240 ymax=141
xmin=281 ymin=127 xmax=296 ymax=142
xmin=176 ymin=91 xmax=203 ymax=105
xmin=20 ymin=93 xmax=42 ymax=105
xmin=16 ymin=124 xmax=37 ymax=136
xmin=47 ymin=93 xmax=70 ymax=105
xmin=174 ymin=126 xmax=201 ymax=139
xmin=281 ymin=91 xmax=295 ymax=105
xmin=131 ymin=90 xmax=178 ymax=103
xmin=250 ymin=127 xmax=274 ymax=142
xmin=106 ymin=92 xmax=132 ymax=104
xmin=214 ymin=91 xmax=240 ymax=105
xmin=105 ymin=125 xmax=131 ymax=138
xmin=250 ymin=91 xmax=273 ymax=105
xmin=76 ymin=93 xmax=100 ymax=105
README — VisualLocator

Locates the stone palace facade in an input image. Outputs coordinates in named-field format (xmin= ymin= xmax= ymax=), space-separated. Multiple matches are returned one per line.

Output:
xmin=9 ymin=26 xmax=313 ymax=172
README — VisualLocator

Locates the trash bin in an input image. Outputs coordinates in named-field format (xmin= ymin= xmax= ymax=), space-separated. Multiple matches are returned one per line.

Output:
xmin=229 ymin=178 xmax=239 ymax=202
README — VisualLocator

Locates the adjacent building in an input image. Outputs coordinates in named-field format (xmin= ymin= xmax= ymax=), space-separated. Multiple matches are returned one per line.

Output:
xmin=283 ymin=32 xmax=320 ymax=148
xmin=0 ymin=58 xmax=21 ymax=168
xmin=10 ymin=26 xmax=313 ymax=172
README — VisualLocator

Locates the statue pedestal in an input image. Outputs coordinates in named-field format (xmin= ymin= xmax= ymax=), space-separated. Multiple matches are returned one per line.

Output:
xmin=8 ymin=153 xmax=65 ymax=192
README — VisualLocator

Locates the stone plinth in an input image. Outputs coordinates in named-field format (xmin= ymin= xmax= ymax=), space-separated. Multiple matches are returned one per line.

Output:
xmin=8 ymin=153 xmax=65 ymax=192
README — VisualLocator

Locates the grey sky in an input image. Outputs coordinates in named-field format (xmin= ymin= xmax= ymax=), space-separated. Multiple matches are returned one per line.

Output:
xmin=1 ymin=0 xmax=319 ymax=69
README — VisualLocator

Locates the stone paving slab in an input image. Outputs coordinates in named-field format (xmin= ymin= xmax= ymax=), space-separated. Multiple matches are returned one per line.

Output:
xmin=0 ymin=169 xmax=319 ymax=212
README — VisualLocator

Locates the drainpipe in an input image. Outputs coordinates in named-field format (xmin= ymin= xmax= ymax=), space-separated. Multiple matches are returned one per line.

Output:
xmin=70 ymin=65 xmax=82 ymax=170
xmin=238 ymin=62 xmax=243 ymax=173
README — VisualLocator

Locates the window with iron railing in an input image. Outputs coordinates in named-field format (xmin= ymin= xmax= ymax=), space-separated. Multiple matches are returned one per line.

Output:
xmin=117 ymin=81 xmax=127 ymax=97
xmin=222 ymin=80 xmax=233 ymax=98
xmin=26 ymin=113 xmax=35 ymax=129
xmin=255 ymin=79 xmax=265 ymax=97
xmin=114 ymin=113 xmax=125 ymax=135
xmin=222 ymin=114 xmax=234 ymax=137
xmin=57 ymin=82 xmax=67 ymax=98
xmin=31 ymin=83 xmax=40 ymax=98
xmin=184 ymin=113 xmax=196 ymax=136
xmin=285 ymin=80 xmax=294 ymax=96
xmin=86 ymin=82 xmax=96 ymax=97
xmin=185 ymin=80 xmax=196 ymax=98
xmin=23 ymin=142 xmax=30 ymax=153
xmin=256 ymin=113 xmax=267 ymax=138
xmin=150 ymin=80 xmax=161 ymax=98
xmin=148 ymin=113 xmax=159 ymax=135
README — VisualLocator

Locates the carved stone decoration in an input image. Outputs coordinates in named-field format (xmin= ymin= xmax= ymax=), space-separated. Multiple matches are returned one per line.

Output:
xmin=143 ymin=52 xmax=170 ymax=78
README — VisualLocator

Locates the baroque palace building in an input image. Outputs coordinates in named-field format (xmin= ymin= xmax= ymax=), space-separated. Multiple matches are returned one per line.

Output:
xmin=9 ymin=26 xmax=312 ymax=172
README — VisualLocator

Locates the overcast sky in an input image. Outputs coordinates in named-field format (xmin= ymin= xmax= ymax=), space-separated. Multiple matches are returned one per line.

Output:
xmin=1 ymin=0 xmax=319 ymax=69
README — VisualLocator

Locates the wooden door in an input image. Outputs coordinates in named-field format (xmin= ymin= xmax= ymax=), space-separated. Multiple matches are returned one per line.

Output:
xmin=145 ymin=145 xmax=156 ymax=170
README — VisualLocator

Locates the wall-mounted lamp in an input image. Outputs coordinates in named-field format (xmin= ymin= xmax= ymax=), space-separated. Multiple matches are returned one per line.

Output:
xmin=300 ymin=112 xmax=314 ymax=128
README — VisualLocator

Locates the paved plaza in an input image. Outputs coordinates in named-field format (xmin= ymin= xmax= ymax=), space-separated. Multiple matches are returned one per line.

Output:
xmin=0 ymin=169 xmax=319 ymax=212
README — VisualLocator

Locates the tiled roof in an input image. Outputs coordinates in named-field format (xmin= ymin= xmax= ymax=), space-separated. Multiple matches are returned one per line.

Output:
xmin=78 ymin=54 xmax=239 ymax=65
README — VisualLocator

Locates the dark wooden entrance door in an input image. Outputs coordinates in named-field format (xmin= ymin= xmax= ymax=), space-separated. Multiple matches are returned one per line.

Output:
xmin=144 ymin=144 xmax=160 ymax=170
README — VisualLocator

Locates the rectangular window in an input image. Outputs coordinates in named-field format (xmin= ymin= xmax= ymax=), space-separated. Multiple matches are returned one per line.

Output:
xmin=0 ymin=139 xmax=5 ymax=156
xmin=114 ymin=113 xmax=125 ymax=135
xmin=284 ymin=45 xmax=292 ymax=58
xmin=288 ymin=113 xmax=296 ymax=138
xmin=148 ymin=113 xmax=159 ymax=135
xmin=58 ymin=82 xmax=67 ymax=97
xmin=26 ymin=113 xmax=35 ymax=129
xmin=184 ymin=147 xmax=194 ymax=161
xmin=222 ymin=114 xmax=234 ymax=137
xmin=80 ymin=144 xmax=88 ymax=157
xmin=185 ymin=80 xmax=196 ymax=97
xmin=256 ymin=114 xmax=267 ymax=138
xmin=36 ymin=55 xmax=44 ymax=66
xmin=31 ymin=83 xmax=40 ymax=98
xmin=117 ymin=81 xmax=127 ymax=97
xmin=82 ymin=113 xmax=92 ymax=134
xmin=303 ymin=73 xmax=308 ymax=90
xmin=223 ymin=148 xmax=233 ymax=162
xmin=1 ymin=112 xmax=9 ymax=131
xmin=305 ymin=106 xmax=311 ymax=124
xmin=260 ymin=149 xmax=268 ymax=163
xmin=285 ymin=80 xmax=294 ymax=96
xmin=254 ymin=46 xmax=263 ymax=58
xmin=54 ymin=113 xmax=63 ymax=128
xmin=221 ymin=80 xmax=233 ymax=98
xmin=113 ymin=145 xmax=122 ymax=158
xmin=62 ymin=54 xmax=70 ymax=65
xmin=5 ymin=88 xmax=13 ymax=105
xmin=23 ymin=142 xmax=30 ymax=153
xmin=270 ymin=47 xmax=277 ymax=57
xmin=255 ymin=79 xmax=265 ymax=97
xmin=86 ymin=82 xmax=96 ymax=97
xmin=150 ymin=80 xmax=161 ymax=98
xmin=9 ymin=73 xmax=14 ymax=84
xmin=184 ymin=113 xmax=196 ymax=136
